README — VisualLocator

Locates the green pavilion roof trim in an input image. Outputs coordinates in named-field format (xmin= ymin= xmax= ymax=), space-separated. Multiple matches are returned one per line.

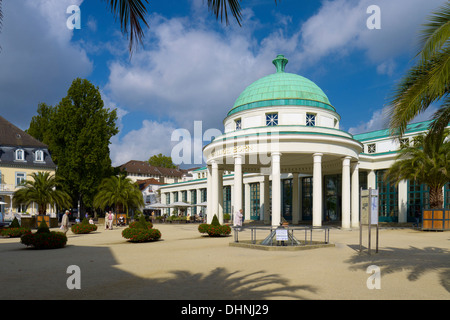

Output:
xmin=353 ymin=120 xmax=433 ymax=142
xmin=228 ymin=55 xmax=335 ymax=116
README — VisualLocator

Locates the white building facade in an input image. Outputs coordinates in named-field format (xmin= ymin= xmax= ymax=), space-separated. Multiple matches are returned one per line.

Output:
xmin=159 ymin=55 xmax=450 ymax=228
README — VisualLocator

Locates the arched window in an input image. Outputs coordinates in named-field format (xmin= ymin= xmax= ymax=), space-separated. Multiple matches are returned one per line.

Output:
xmin=15 ymin=149 xmax=24 ymax=161
xmin=35 ymin=150 xmax=44 ymax=162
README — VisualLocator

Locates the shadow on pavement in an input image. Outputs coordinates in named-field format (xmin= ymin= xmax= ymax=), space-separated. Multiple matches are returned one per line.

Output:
xmin=345 ymin=245 xmax=450 ymax=293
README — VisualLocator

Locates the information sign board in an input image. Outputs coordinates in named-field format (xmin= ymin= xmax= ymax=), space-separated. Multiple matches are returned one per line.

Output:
xmin=276 ymin=228 xmax=288 ymax=241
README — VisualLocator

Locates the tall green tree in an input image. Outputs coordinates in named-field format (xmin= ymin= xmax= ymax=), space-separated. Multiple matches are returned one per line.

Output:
xmin=26 ymin=103 xmax=56 ymax=144
xmin=385 ymin=130 xmax=450 ymax=209
xmin=93 ymin=175 xmax=144 ymax=214
xmin=13 ymin=172 xmax=72 ymax=215
xmin=388 ymin=2 xmax=450 ymax=137
xmin=148 ymin=153 xmax=176 ymax=168
xmin=43 ymin=78 xmax=119 ymax=210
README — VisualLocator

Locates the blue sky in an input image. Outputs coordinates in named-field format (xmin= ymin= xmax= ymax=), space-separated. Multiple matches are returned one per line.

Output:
xmin=0 ymin=0 xmax=446 ymax=167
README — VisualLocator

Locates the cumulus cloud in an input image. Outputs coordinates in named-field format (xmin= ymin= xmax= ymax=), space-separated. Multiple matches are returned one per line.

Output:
xmin=109 ymin=119 xmax=178 ymax=167
xmin=348 ymin=105 xmax=440 ymax=135
xmin=298 ymin=0 xmax=446 ymax=73
xmin=0 ymin=0 xmax=92 ymax=129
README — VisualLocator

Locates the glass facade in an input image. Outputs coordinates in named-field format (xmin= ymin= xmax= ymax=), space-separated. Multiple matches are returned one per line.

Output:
xmin=223 ymin=186 xmax=231 ymax=215
xmin=324 ymin=175 xmax=341 ymax=222
xmin=250 ymin=183 xmax=260 ymax=220
xmin=376 ymin=170 xmax=398 ymax=221
xmin=301 ymin=177 xmax=313 ymax=220
xmin=191 ymin=190 xmax=197 ymax=215
xmin=407 ymin=180 xmax=429 ymax=221
xmin=282 ymin=179 xmax=292 ymax=221
xmin=201 ymin=188 xmax=207 ymax=202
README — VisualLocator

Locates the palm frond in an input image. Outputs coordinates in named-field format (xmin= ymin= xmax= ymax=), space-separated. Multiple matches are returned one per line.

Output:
xmin=419 ymin=2 xmax=450 ymax=62
xmin=388 ymin=3 xmax=450 ymax=137
xmin=104 ymin=0 xmax=150 ymax=53
xmin=207 ymin=0 xmax=243 ymax=26
xmin=429 ymin=95 xmax=450 ymax=135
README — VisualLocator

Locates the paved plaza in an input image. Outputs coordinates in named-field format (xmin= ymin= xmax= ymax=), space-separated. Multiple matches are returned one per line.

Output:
xmin=0 ymin=222 xmax=449 ymax=300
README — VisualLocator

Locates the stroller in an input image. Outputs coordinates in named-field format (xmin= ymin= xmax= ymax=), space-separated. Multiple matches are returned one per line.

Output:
xmin=117 ymin=215 xmax=126 ymax=227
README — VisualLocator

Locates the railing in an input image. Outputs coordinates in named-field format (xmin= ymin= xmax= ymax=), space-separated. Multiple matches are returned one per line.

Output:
xmin=0 ymin=184 xmax=16 ymax=192
xmin=232 ymin=225 xmax=331 ymax=246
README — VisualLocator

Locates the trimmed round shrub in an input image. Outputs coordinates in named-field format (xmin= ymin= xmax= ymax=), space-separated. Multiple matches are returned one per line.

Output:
xmin=198 ymin=223 xmax=209 ymax=234
xmin=21 ymin=231 xmax=67 ymax=249
xmin=198 ymin=215 xmax=231 ymax=237
xmin=1 ymin=217 xmax=30 ymax=238
xmin=129 ymin=220 xmax=153 ymax=229
xmin=71 ymin=218 xmax=98 ymax=234
xmin=20 ymin=220 xmax=67 ymax=249
xmin=206 ymin=224 xmax=231 ymax=237
xmin=122 ymin=227 xmax=161 ymax=242
xmin=1 ymin=227 xmax=31 ymax=238
xmin=122 ymin=214 xmax=161 ymax=243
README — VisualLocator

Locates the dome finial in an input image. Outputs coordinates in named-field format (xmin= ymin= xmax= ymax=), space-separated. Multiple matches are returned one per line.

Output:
xmin=272 ymin=55 xmax=288 ymax=73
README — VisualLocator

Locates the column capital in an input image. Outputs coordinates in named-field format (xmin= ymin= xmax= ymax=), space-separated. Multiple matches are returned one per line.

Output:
xmin=313 ymin=153 xmax=323 ymax=163
xmin=234 ymin=155 xmax=243 ymax=164
xmin=271 ymin=152 xmax=282 ymax=156
xmin=342 ymin=156 xmax=351 ymax=166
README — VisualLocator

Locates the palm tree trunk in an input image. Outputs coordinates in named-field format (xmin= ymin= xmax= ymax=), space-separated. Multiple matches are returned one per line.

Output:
xmin=429 ymin=186 xmax=444 ymax=209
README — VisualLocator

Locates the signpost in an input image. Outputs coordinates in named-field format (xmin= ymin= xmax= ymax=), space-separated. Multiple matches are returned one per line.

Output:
xmin=360 ymin=188 xmax=379 ymax=254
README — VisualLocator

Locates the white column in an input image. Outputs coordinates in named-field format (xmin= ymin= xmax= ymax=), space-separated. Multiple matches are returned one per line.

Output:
xmin=207 ymin=164 xmax=212 ymax=220
xmin=210 ymin=161 xmax=219 ymax=224
xmin=342 ymin=156 xmax=351 ymax=229
xmin=351 ymin=162 xmax=360 ymax=228
xmin=233 ymin=155 xmax=243 ymax=214
xmin=398 ymin=180 xmax=408 ymax=223
xmin=218 ymin=169 xmax=224 ymax=224
xmin=292 ymin=173 xmax=299 ymax=224
xmin=368 ymin=170 xmax=376 ymax=189
xmin=313 ymin=153 xmax=323 ymax=227
xmin=271 ymin=152 xmax=282 ymax=227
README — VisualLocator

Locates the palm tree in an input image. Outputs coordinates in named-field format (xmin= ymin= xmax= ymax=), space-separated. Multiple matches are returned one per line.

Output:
xmin=388 ymin=2 xmax=450 ymax=137
xmin=13 ymin=172 xmax=72 ymax=215
xmin=385 ymin=130 xmax=450 ymax=209
xmin=93 ymin=175 xmax=144 ymax=214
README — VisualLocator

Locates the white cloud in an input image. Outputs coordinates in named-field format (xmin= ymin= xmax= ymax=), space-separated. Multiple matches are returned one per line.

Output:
xmin=348 ymin=108 xmax=389 ymax=134
xmin=0 ymin=0 xmax=92 ymax=129
xmin=348 ymin=105 xmax=440 ymax=135
xmin=298 ymin=0 xmax=447 ymax=73
xmin=110 ymin=119 xmax=178 ymax=167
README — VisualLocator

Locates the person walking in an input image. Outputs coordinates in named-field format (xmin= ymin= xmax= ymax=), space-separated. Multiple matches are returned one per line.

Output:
xmin=61 ymin=210 xmax=70 ymax=234
xmin=107 ymin=211 xmax=114 ymax=230
xmin=233 ymin=209 xmax=243 ymax=230
xmin=105 ymin=211 xmax=109 ymax=230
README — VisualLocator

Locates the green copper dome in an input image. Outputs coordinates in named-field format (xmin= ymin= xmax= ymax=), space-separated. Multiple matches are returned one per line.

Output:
xmin=228 ymin=55 xmax=335 ymax=116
